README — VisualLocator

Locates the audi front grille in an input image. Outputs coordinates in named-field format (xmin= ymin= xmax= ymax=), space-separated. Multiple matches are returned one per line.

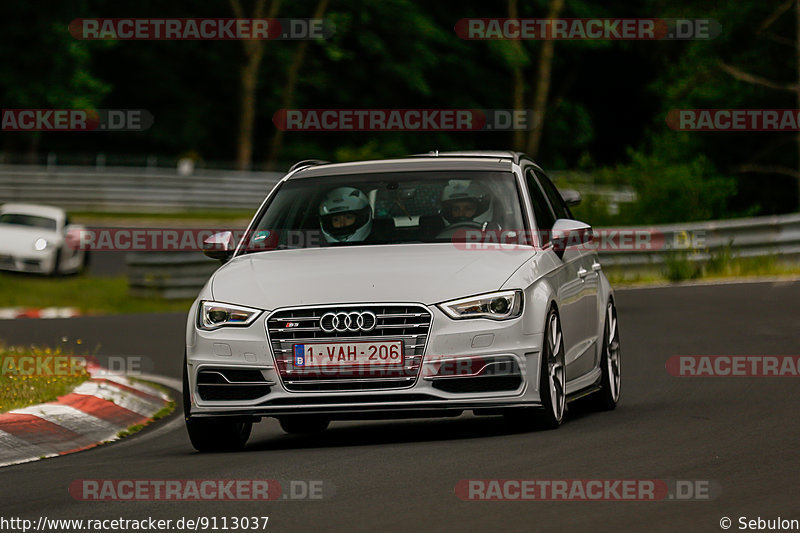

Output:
xmin=266 ymin=304 xmax=432 ymax=392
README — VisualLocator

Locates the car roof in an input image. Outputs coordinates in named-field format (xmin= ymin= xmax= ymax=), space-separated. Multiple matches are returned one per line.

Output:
xmin=286 ymin=151 xmax=533 ymax=180
xmin=0 ymin=203 xmax=65 ymax=220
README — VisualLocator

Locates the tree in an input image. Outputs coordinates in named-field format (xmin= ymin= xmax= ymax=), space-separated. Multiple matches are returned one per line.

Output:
xmin=525 ymin=0 xmax=565 ymax=157
xmin=266 ymin=0 xmax=329 ymax=167
xmin=230 ymin=0 xmax=281 ymax=170
xmin=0 ymin=1 xmax=111 ymax=160
xmin=717 ymin=0 xmax=800 ymax=209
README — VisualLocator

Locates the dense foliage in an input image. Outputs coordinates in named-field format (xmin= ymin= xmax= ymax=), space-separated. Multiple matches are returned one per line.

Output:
xmin=1 ymin=0 xmax=798 ymax=222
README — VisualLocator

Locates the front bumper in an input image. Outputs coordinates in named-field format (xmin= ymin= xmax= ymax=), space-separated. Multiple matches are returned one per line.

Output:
xmin=0 ymin=250 xmax=54 ymax=273
xmin=186 ymin=303 xmax=545 ymax=419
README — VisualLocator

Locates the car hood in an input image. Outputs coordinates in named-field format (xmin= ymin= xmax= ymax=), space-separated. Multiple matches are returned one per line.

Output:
xmin=211 ymin=243 xmax=535 ymax=308
xmin=0 ymin=225 xmax=60 ymax=253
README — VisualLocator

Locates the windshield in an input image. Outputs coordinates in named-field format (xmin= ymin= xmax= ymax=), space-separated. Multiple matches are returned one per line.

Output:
xmin=0 ymin=213 xmax=58 ymax=231
xmin=243 ymin=170 xmax=528 ymax=252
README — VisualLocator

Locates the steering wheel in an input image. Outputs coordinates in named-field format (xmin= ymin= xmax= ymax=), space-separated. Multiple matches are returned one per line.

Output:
xmin=435 ymin=220 xmax=499 ymax=240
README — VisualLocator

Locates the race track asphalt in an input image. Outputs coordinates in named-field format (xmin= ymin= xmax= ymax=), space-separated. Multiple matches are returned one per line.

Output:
xmin=1 ymin=279 xmax=799 ymax=532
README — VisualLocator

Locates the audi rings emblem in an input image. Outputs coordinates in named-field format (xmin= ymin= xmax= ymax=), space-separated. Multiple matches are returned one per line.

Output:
xmin=320 ymin=311 xmax=377 ymax=333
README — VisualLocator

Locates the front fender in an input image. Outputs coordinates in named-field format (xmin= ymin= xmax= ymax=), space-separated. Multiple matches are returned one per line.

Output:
xmin=501 ymin=252 xmax=559 ymax=337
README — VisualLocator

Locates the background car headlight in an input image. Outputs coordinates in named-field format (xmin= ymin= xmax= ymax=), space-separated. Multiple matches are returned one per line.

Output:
xmin=33 ymin=238 xmax=50 ymax=251
xmin=439 ymin=290 xmax=523 ymax=320
xmin=198 ymin=301 xmax=262 ymax=330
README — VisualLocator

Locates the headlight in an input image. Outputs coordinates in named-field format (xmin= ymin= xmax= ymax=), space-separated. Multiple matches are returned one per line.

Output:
xmin=33 ymin=238 xmax=50 ymax=251
xmin=439 ymin=290 xmax=523 ymax=320
xmin=198 ymin=301 xmax=262 ymax=330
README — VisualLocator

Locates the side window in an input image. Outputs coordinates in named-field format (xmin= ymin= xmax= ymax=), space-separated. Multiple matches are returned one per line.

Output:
xmin=525 ymin=168 xmax=556 ymax=244
xmin=536 ymin=169 xmax=571 ymax=221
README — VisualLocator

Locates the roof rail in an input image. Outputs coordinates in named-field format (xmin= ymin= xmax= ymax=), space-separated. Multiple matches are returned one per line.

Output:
xmin=287 ymin=159 xmax=330 ymax=173
xmin=415 ymin=150 xmax=523 ymax=164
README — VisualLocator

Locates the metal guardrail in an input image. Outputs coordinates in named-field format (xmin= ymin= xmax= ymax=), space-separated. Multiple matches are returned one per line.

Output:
xmin=550 ymin=170 xmax=636 ymax=215
xmin=124 ymin=213 xmax=800 ymax=299
xmin=0 ymin=165 xmax=283 ymax=211
xmin=597 ymin=213 xmax=800 ymax=276
xmin=0 ymin=165 xmax=638 ymax=214
xmin=127 ymin=252 xmax=218 ymax=300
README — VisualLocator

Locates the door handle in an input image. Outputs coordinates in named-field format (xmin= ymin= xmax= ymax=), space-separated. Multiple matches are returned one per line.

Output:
xmin=577 ymin=267 xmax=588 ymax=280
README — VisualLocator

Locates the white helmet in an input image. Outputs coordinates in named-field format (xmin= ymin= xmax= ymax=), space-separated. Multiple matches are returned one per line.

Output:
xmin=440 ymin=180 xmax=493 ymax=225
xmin=319 ymin=187 xmax=373 ymax=243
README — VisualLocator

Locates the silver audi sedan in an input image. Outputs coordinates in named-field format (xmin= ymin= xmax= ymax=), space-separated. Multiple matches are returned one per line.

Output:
xmin=183 ymin=151 xmax=621 ymax=451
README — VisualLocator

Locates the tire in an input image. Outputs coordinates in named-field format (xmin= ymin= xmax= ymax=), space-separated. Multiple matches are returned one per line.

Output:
xmin=587 ymin=300 xmax=621 ymax=411
xmin=186 ymin=417 xmax=252 ymax=452
xmin=49 ymin=247 xmax=63 ymax=276
xmin=278 ymin=416 xmax=330 ymax=435
xmin=504 ymin=306 xmax=566 ymax=431
xmin=183 ymin=355 xmax=252 ymax=452
xmin=79 ymin=250 xmax=90 ymax=274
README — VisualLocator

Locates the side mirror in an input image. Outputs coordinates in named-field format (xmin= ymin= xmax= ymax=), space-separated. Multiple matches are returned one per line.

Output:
xmin=560 ymin=189 xmax=582 ymax=207
xmin=203 ymin=231 xmax=235 ymax=261
xmin=551 ymin=218 xmax=593 ymax=258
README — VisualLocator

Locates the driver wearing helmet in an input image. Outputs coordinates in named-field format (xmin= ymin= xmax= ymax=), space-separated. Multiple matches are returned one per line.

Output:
xmin=319 ymin=186 xmax=373 ymax=243
xmin=440 ymin=181 xmax=493 ymax=228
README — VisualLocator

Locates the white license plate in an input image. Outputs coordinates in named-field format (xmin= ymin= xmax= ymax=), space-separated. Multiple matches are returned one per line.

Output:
xmin=292 ymin=341 xmax=403 ymax=367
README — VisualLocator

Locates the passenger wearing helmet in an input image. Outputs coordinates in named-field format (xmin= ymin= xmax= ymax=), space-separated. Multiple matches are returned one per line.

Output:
xmin=418 ymin=180 xmax=498 ymax=241
xmin=440 ymin=181 xmax=493 ymax=227
xmin=319 ymin=187 xmax=373 ymax=243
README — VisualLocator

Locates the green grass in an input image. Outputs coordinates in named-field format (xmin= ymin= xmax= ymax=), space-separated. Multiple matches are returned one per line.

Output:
xmin=0 ymin=273 xmax=193 ymax=314
xmin=663 ymin=252 xmax=703 ymax=282
xmin=117 ymin=423 xmax=145 ymax=438
xmin=0 ymin=345 xmax=91 ymax=412
xmin=607 ymin=255 xmax=800 ymax=286
xmin=151 ymin=401 xmax=176 ymax=421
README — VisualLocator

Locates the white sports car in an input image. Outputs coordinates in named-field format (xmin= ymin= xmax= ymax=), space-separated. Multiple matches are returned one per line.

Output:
xmin=0 ymin=203 xmax=88 ymax=275
xmin=184 ymin=151 xmax=621 ymax=451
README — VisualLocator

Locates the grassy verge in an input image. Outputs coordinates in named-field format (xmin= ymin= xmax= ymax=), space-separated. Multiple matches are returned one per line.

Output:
xmin=607 ymin=255 xmax=800 ymax=286
xmin=0 ymin=273 xmax=192 ymax=314
xmin=0 ymin=345 xmax=91 ymax=412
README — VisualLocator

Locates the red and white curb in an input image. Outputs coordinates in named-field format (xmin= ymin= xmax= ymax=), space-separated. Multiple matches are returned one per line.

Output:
xmin=0 ymin=364 xmax=171 ymax=467
xmin=0 ymin=307 xmax=81 ymax=320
